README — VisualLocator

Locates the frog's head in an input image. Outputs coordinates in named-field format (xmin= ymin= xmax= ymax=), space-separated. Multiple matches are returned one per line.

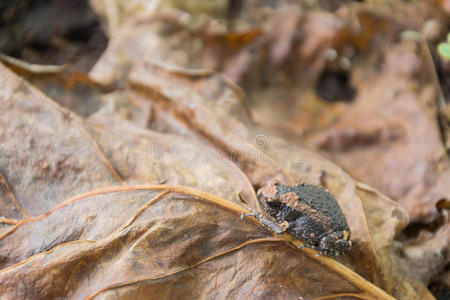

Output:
xmin=318 ymin=230 xmax=351 ymax=257
xmin=256 ymin=181 xmax=282 ymax=217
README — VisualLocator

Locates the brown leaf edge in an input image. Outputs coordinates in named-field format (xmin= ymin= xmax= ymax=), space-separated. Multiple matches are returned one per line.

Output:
xmin=0 ymin=184 xmax=395 ymax=300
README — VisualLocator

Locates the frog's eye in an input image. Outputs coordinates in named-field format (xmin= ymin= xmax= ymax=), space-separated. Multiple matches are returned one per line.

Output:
xmin=270 ymin=179 xmax=281 ymax=186
xmin=266 ymin=199 xmax=281 ymax=207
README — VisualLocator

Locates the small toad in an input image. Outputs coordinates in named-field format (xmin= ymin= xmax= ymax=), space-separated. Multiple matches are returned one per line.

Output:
xmin=243 ymin=182 xmax=351 ymax=257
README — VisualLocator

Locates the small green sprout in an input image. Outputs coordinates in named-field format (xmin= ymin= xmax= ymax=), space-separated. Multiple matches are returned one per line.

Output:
xmin=438 ymin=33 xmax=450 ymax=60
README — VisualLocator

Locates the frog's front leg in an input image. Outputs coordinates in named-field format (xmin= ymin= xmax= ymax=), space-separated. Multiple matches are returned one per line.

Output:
xmin=241 ymin=208 xmax=289 ymax=235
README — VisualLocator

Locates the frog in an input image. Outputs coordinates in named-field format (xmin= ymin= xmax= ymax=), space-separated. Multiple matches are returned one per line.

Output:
xmin=242 ymin=182 xmax=351 ymax=257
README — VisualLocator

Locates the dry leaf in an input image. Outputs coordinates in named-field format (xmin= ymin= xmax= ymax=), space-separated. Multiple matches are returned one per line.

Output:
xmin=0 ymin=186 xmax=394 ymax=300
xmin=0 ymin=62 xmax=122 ymax=217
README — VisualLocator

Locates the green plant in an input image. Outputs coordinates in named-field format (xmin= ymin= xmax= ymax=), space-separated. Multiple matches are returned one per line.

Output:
xmin=438 ymin=33 xmax=450 ymax=60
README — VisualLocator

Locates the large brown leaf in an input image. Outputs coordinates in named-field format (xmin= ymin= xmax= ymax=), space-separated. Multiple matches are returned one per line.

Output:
xmin=0 ymin=185 xmax=394 ymax=299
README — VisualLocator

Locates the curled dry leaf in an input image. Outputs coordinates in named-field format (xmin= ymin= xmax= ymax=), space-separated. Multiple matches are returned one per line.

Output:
xmin=0 ymin=185 xmax=394 ymax=299
xmin=129 ymin=61 xmax=294 ymax=186
xmin=86 ymin=116 xmax=258 ymax=207
xmin=92 ymin=90 xmax=153 ymax=128
xmin=89 ymin=0 xmax=230 ymax=37
xmin=355 ymin=182 xmax=437 ymax=299
xmin=0 ymin=53 xmax=104 ymax=117
xmin=0 ymin=61 xmax=256 ymax=218
xmin=89 ymin=4 xmax=268 ymax=89
xmin=89 ymin=12 xmax=210 ymax=87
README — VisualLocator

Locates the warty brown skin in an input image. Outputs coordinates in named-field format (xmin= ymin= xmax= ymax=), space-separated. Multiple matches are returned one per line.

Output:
xmin=255 ymin=182 xmax=351 ymax=257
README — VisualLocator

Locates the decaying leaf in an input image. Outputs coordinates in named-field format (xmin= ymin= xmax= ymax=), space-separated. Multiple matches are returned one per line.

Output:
xmin=0 ymin=185 xmax=394 ymax=300
xmin=86 ymin=116 xmax=258 ymax=206
xmin=0 ymin=62 xmax=123 ymax=217
xmin=0 ymin=62 xmax=256 ymax=217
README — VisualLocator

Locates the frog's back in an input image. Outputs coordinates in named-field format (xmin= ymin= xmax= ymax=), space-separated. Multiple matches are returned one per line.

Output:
xmin=278 ymin=183 xmax=349 ymax=232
